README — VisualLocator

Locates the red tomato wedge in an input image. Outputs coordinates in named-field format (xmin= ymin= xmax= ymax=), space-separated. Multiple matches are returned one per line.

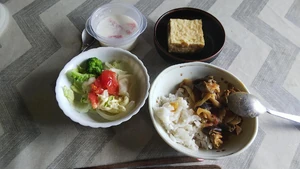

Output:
xmin=90 ymin=82 xmax=104 ymax=94
xmin=100 ymin=70 xmax=119 ymax=96
xmin=88 ymin=70 xmax=119 ymax=109
xmin=88 ymin=92 xmax=98 ymax=109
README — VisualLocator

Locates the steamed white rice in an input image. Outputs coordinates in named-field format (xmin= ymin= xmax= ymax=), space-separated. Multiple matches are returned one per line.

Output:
xmin=153 ymin=88 xmax=212 ymax=150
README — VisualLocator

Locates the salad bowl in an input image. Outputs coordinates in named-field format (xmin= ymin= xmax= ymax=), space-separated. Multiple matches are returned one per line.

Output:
xmin=55 ymin=47 xmax=150 ymax=128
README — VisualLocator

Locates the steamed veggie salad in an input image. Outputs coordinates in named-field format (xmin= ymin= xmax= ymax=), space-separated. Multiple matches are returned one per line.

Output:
xmin=63 ymin=57 xmax=135 ymax=121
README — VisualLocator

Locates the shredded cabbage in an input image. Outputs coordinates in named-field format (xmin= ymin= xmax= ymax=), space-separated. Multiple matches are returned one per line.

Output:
xmin=96 ymin=100 xmax=135 ymax=121
xmin=63 ymin=86 xmax=91 ymax=113
xmin=63 ymin=86 xmax=74 ymax=102
xmin=63 ymin=60 xmax=135 ymax=120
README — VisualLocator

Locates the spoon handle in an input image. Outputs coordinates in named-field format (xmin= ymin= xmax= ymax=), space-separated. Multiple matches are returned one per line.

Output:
xmin=267 ymin=110 xmax=300 ymax=123
xmin=81 ymin=39 xmax=96 ymax=52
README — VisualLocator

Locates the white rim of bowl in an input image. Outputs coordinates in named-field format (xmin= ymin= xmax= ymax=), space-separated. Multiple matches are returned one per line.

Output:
xmin=0 ymin=4 xmax=9 ymax=37
xmin=55 ymin=47 xmax=150 ymax=128
xmin=148 ymin=62 xmax=258 ymax=159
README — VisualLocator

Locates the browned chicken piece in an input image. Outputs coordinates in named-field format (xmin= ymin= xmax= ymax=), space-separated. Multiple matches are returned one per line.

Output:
xmin=228 ymin=116 xmax=242 ymax=125
xmin=193 ymin=76 xmax=222 ymax=111
xmin=222 ymin=89 xmax=231 ymax=104
xmin=221 ymin=111 xmax=243 ymax=134
xmin=204 ymin=80 xmax=220 ymax=94
xmin=181 ymin=85 xmax=195 ymax=103
xmin=194 ymin=92 xmax=221 ymax=109
xmin=235 ymin=125 xmax=242 ymax=135
xmin=194 ymin=93 xmax=211 ymax=109
xmin=218 ymin=108 xmax=227 ymax=122
xmin=194 ymin=76 xmax=220 ymax=94
xmin=202 ymin=126 xmax=224 ymax=149
xmin=210 ymin=130 xmax=223 ymax=149
xmin=178 ymin=79 xmax=195 ymax=106
xmin=179 ymin=78 xmax=194 ymax=89
xmin=227 ymin=124 xmax=236 ymax=132
xmin=223 ymin=112 xmax=236 ymax=124
xmin=208 ymin=93 xmax=221 ymax=108
xmin=221 ymin=84 xmax=241 ymax=104
xmin=196 ymin=107 xmax=213 ymax=122
xmin=227 ymin=83 xmax=240 ymax=93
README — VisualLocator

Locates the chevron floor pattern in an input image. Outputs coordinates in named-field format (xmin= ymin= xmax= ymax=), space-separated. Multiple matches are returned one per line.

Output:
xmin=0 ymin=0 xmax=299 ymax=169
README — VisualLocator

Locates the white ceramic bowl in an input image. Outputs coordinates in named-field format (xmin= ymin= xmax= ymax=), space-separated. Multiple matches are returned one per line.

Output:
xmin=149 ymin=62 xmax=258 ymax=159
xmin=55 ymin=47 xmax=150 ymax=128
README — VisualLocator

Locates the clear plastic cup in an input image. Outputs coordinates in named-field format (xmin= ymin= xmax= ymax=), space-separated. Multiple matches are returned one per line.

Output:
xmin=85 ymin=3 xmax=147 ymax=51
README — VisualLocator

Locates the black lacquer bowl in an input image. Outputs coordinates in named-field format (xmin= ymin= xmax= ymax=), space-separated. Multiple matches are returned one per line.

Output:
xmin=154 ymin=7 xmax=225 ymax=63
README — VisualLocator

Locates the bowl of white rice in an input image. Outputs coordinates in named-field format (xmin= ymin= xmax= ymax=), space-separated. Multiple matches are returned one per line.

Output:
xmin=148 ymin=62 xmax=258 ymax=159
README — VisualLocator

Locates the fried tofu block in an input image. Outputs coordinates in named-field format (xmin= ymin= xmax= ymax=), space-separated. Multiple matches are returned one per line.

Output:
xmin=168 ymin=19 xmax=205 ymax=53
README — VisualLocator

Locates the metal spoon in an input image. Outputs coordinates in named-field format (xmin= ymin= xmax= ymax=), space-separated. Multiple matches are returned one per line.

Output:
xmin=81 ymin=29 xmax=96 ymax=52
xmin=228 ymin=92 xmax=300 ymax=123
